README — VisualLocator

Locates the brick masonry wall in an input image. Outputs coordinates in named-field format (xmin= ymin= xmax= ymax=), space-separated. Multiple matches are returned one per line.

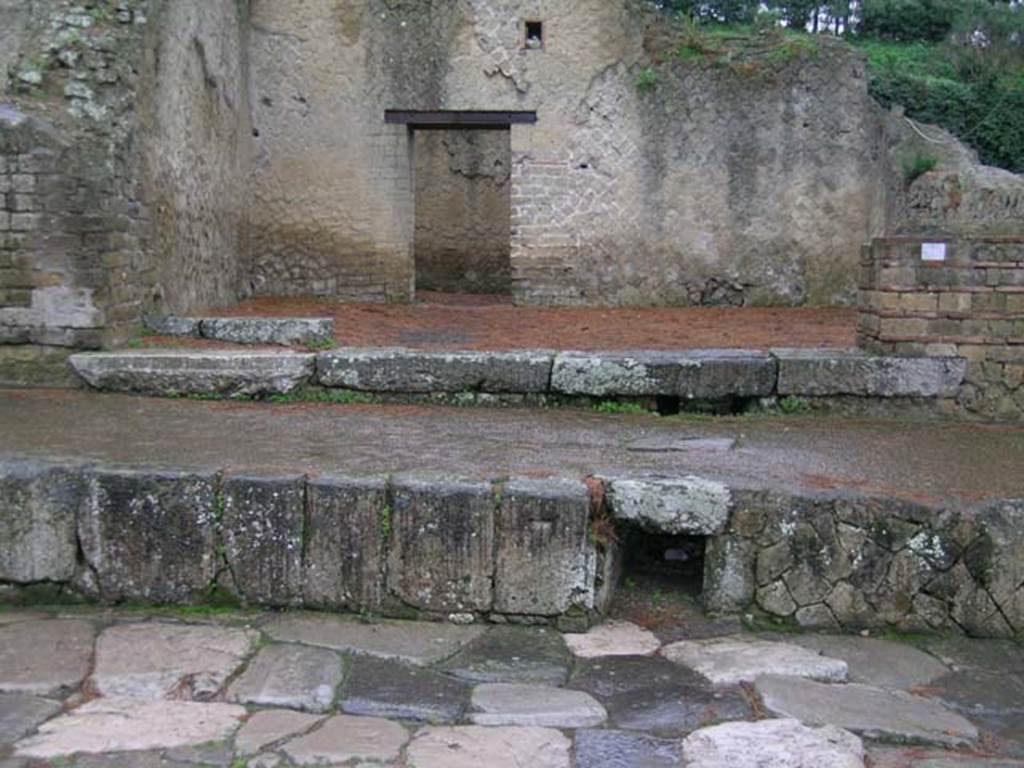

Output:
xmin=859 ymin=237 xmax=1024 ymax=419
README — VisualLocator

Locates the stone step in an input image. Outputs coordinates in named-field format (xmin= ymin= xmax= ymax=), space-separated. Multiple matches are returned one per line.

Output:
xmin=145 ymin=315 xmax=334 ymax=346
xmin=67 ymin=347 xmax=967 ymax=402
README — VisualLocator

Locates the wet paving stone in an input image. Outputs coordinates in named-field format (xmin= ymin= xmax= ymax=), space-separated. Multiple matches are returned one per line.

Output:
xmin=681 ymin=718 xmax=865 ymax=768
xmin=661 ymin=636 xmax=848 ymax=686
xmin=790 ymin=635 xmax=949 ymax=691
xmin=0 ymin=694 xmax=60 ymax=746
xmin=470 ymin=683 xmax=607 ymax=728
xmin=574 ymin=728 xmax=684 ymax=768
xmin=226 ymin=643 xmax=344 ymax=713
xmin=280 ymin=714 xmax=409 ymax=766
xmin=569 ymin=655 xmax=751 ymax=736
xmin=564 ymin=621 xmax=662 ymax=659
xmin=234 ymin=710 xmax=325 ymax=757
xmin=407 ymin=725 xmax=572 ymax=768
xmin=338 ymin=654 xmax=470 ymax=723
xmin=439 ymin=626 xmax=573 ymax=685
xmin=0 ymin=619 xmax=95 ymax=697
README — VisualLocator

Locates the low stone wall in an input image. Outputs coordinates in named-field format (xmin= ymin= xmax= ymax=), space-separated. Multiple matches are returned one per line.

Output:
xmin=859 ymin=236 xmax=1024 ymax=420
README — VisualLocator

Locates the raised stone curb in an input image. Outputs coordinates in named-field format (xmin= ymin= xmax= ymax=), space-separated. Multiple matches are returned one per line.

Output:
xmin=317 ymin=348 xmax=553 ymax=393
xmin=70 ymin=350 xmax=315 ymax=397
xmin=145 ymin=316 xmax=334 ymax=346
xmin=775 ymin=349 xmax=967 ymax=397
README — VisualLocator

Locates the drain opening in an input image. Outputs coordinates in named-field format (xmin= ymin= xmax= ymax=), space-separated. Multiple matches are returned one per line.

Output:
xmin=621 ymin=529 xmax=705 ymax=600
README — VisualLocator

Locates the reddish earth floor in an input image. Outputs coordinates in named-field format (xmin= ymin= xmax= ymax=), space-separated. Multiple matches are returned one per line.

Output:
xmin=190 ymin=293 xmax=857 ymax=351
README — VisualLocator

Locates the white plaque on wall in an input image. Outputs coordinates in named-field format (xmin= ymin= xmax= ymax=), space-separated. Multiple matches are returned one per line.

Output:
xmin=921 ymin=242 xmax=947 ymax=262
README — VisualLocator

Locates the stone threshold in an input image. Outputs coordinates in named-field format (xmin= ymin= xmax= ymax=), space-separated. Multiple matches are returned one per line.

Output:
xmin=68 ymin=347 xmax=968 ymax=401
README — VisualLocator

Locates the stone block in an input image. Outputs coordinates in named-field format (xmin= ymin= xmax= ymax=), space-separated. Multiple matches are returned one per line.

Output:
xmin=702 ymin=535 xmax=756 ymax=614
xmin=317 ymin=348 xmax=553 ymax=393
xmin=775 ymin=351 xmax=966 ymax=397
xmin=605 ymin=475 xmax=731 ymax=535
xmin=304 ymin=475 xmax=387 ymax=611
xmin=494 ymin=477 xmax=594 ymax=616
xmin=0 ymin=460 xmax=80 ymax=584
xmin=199 ymin=317 xmax=334 ymax=346
xmin=77 ymin=468 xmax=218 ymax=602
xmin=550 ymin=351 xmax=679 ymax=396
xmin=676 ymin=351 xmax=777 ymax=399
xmin=69 ymin=351 xmax=315 ymax=397
xmin=143 ymin=315 xmax=200 ymax=337
xmin=388 ymin=473 xmax=495 ymax=613
xmin=221 ymin=474 xmax=306 ymax=606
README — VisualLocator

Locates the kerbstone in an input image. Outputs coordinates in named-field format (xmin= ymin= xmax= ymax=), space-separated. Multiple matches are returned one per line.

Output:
xmin=0 ymin=694 xmax=60 ymax=746
xmin=281 ymin=715 xmax=409 ymax=766
xmin=0 ymin=619 xmax=95 ymax=696
xmin=226 ymin=643 xmax=344 ymax=713
xmin=199 ymin=317 xmax=334 ymax=346
xmin=69 ymin=351 xmax=315 ymax=397
xmin=0 ymin=460 xmax=80 ymax=584
xmin=756 ymin=675 xmax=979 ymax=748
xmin=317 ymin=348 xmax=553 ymax=393
xmin=775 ymin=351 xmax=966 ymax=398
xmin=676 ymin=351 xmax=777 ymax=399
xmin=681 ymin=718 xmax=865 ymax=768
xmin=339 ymin=654 xmax=470 ymax=723
xmin=406 ymin=726 xmax=572 ymax=768
xmin=792 ymin=635 xmax=948 ymax=691
xmin=263 ymin=613 xmax=484 ymax=665
xmin=440 ymin=627 xmax=573 ymax=685
xmin=90 ymin=623 xmax=258 ymax=700
xmin=564 ymin=621 xmax=661 ymax=658
xmin=661 ymin=636 xmax=848 ymax=686
xmin=470 ymin=683 xmax=607 ymax=728
xmin=606 ymin=476 xmax=731 ymax=535
xmin=14 ymin=698 xmax=246 ymax=758
xmin=234 ymin=710 xmax=325 ymax=756
xmin=550 ymin=351 xmax=680 ymax=396
xmin=574 ymin=729 xmax=684 ymax=768
xmin=143 ymin=315 xmax=200 ymax=337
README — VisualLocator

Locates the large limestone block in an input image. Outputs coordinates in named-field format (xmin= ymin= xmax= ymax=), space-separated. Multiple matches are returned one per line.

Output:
xmin=470 ymin=683 xmax=607 ymax=728
xmin=0 ymin=460 xmax=80 ymax=584
xmin=199 ymin=317 xmax=333 ymax=346
xmin=682 ymin=718 xmax=865 ymax=768
xmin=676 ymin=351 xmax=777 ymax=399
xmin=226 ymin=643 xmax=344 ymax=713
xmin=387 ymin=473 xmax=495 ymax=613
xmin=317 ymin=348 xmax=553 ymax=393
xmin=77 ymin=468 xmax=218 ymax=603
xmin=303 ymin=475 xmax=387 ymax=610
xmin=775 ymin=351 xmax=966 ymax=397
xmin=220 ymin=474 xmax=306 ymax=606
xmin=69 ymin=350 xmax=315 ymax=397
xmin=0 ymin=619 xmax=95 ymax=696
xmin=407 ymin=726 xmax=572 ymax=768
xmin=661 ymin=636 xmax=848 ymax=686
xmin=493 ymin=477 xmax=595 ymax=616
xmin=605 ymin=475 xmax=731 ymax=535
xmin=550 ymin=351 xmax=681 ymax=396
xmin=14 ymin=698 xmax=246 ymax=758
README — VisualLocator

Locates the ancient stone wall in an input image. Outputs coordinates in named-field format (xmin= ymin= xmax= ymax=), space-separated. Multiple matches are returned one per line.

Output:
xmin=414 ymin=129 xmax=511 ymax=294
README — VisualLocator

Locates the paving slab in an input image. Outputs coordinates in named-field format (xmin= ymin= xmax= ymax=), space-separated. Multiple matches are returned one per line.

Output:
xmin=338 ymin=654 xmax=470 ymax=723
xmin=164 ymin=741 xmax=235 ymax=768
xmin=0 ymin=694 xmax=60 ymax=746
xmin=569 ymin=655 xmax=751 ymax=736
xmin=564 ymin=621 xmax=662 ymax=658
xmin=280 ymin=715 xmax=409 ymax=766
xmin=469 ymin=683 xmax=607 ymax=728
xmin=755 ymin=675 xmax=979 ymax=748
xmin=263 ymin=613 xmax=484 ymax=665
xmin=681 ymin=718 xmax=865 ymax=768
xmin=792 ymin=635 xmax=949 ymax=691
xmin=661 ymin=636 xmax=848 ymax=686
xmin=0 ymin=619 xmax=95 ymax=696
xmin=234 ymin=710 xmax=326 ymax=756
xmin=869 ymin=747 xmax=1024 ymax=768
xmin=439 ymin=626 xmax=573 ymax=686
xmin=574 ymin=728 xmax=685 ymax=768
xmin=14 ymin=698 xmax=246 ymax=758
xmin=225 ymin=643 xmax=344 ymax=713
xmin=90 ymin=623 xmax=258 ymax=700
xmin=406 ymin=725 xmax=572 ymax=768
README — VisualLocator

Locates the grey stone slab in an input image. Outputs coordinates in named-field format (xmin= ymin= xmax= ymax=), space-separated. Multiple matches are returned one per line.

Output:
xmin=0 ymin=694 xmax=60 ymax=746
xmin=681 ymin=718 xmax=865 ymax=768
xmin=661 ymin=636 xmax=848 ymax=685
xmin=0 ymin=619 xmax=95 ymax=696
xmin=792 ymin=635 xmax=949 ymax=691
xmin=164 ymin=741 xmax=235 ymax=767
xmin=470 ymin=683 xmax=607 ymax=728
xmin=226 ymin=643 xmax=344 ymax=713
xmin=303 ymin=475 xmax=387 ymax=610
xmin=263 ymin=613 xmax=485 ymax=666
xmin=339 ymin=654 xmax=470 ymax=723
xmin=280 ymin=714 xmax=409 ymax=766
xmin=869 ymin=746 xmax=1024 ymax=768
xmin=387 ymin=473 xmax=495 ymax=613
xmin=77 ymin=468 xmax=218 ymax=603
xmin=569 ymin=655 xmax=750 ymax=736
xmin=407 ymin=726 xmax=572 ymax=768
xmin=90 ymin=622 xmax=258 ymax=700
xmin=235 ymin=709 xmax=325 ymax=756
xmin=775 ymin=352 xmax=966 ymax=398
xmin=574 ymin=729 xmax=684 ymax=768
xmin=550 ymin=351 xmax=681 ymax=396
xmin=221 ymin=474 xmax=306 ymax=606
xmin=143 ymin=315 xmax=200 ymax=337
xmin=605 ymin=475 xmax=731 ymax=535
xmin=755 ymin=675 xmax=979 ymax=748
xmin=440 ymin=626 xmax=573 ymax=686
xmin=0 ymin=460 xmax=80 ymax=584
xmin=69 ymin=350 xmax=315 ymax=397
xmin=564 ymin=621 xmax=662 ymax=659
xmin=676 ymin=351 xmax=777 ymax=399
xmin=199 ymin=317 xmax=333 ymax=346
xmin=494 ymin=477 xmax=595 ymax=615
xmin=317 ymin=348 xmax=553 ymax=393
xmin=13 ymin=698 xmax=246 ymax=758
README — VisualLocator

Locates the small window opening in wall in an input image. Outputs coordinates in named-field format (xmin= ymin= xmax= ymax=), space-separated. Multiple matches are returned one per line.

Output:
xmin=618 ymin=529 xmax=706 ymax=612
xmin=525 ymin=20 xmax=544 ymax=49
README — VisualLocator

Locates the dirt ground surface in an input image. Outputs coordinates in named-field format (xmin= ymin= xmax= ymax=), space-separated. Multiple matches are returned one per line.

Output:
xmin=184 ymin=294 xmax=858 ymax=351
